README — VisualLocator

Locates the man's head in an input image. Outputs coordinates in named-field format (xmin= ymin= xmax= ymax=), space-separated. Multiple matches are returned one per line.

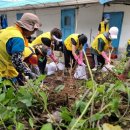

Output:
xmin=79 ymin=34 xmax=87 ymax=46
xmin=16 ymin=13 xmax=42 ymax=36
xmin=103 ymin=14 xmax=110 ymax=23
xmin=51 ymin=28 xmax=62 ymax=42
xmin=109 ymin=26 xmax=119 ymax=39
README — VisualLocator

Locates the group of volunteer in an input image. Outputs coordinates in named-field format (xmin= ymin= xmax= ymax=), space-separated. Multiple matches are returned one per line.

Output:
xmin=0 ymin=12 xmax=129 ymax=86
xmin=0 ymin=12 xmax=87 ymax=86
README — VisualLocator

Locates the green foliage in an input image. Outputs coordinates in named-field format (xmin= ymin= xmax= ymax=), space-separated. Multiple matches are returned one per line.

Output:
xmin=29 ymin=117 xmax=34 ymax=128
xmin=60 ymin=107 xmax=72 ymax=122
xmin=40 ymin=123 xmax=53 ymax=130
xmin=0 ymin=59 xmax=129 ymax=130
xmin=54 ymin=85 xmax=65 ymax=93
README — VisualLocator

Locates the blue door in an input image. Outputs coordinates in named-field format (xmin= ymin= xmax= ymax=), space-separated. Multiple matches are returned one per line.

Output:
xmin=104 ymin=12 xmax=124 ymax=53
xmin=61 ymin=9 xmax=75 ymax=41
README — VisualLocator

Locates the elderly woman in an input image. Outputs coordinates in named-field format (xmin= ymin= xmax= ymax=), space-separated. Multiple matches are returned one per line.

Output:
xmin=0 ymin=13 xmax=41 ymax=85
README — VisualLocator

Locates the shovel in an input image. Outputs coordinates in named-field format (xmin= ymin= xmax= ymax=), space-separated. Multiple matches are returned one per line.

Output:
xmin=104 ymin=48 xmax=120 ymax=79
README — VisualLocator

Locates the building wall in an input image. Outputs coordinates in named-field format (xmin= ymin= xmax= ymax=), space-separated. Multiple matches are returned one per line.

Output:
xmin=0 ymin=3 xmax=130 ymax=51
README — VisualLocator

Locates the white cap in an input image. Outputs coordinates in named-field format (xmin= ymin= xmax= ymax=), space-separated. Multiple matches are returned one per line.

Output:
xmin=109 ymin=27 xmax=119 ymax=39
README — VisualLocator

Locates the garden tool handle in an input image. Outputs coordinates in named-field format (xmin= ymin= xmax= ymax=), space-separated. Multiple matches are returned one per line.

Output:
xmin=108 ymin=48 xmax=114 ymax=65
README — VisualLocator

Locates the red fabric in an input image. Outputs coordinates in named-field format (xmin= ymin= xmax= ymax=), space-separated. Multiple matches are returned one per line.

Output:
xmin=28 ymin=55 xmax=38 ymax=65
xmin=117 ymin=74 xmax=126 ymax=81
xmin=111 ymin=54 xmax=117 ymax=59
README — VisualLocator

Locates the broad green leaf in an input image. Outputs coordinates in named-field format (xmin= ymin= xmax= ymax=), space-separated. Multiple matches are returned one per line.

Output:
xmin=16 ymin=122 xmax=25 ymax=130
xmin=97 ymin=85 xmax=105 ymax=93
xmin=69 ymin=118 xmax=86 ymax=129
xmin=110 ymin=98 xmax=120 ymax=112
xmin=0 ymin=93 xmax=5 ymax=102
xmin=86 ymin=80 xmax=94 ymax=89
xmin=40 ymin=123 xmax=53 ymax=130
xmin=54 ymin=85 xmax=65 ymax=93
xmin=90 ymin=113 xmax=105 ymax=122
xmin=34 ymin=74 xmax=46 ymax=86
xmin=60 ymin=107 xmax=72 ymax=122
xmin=6 ymin=88 xmax=15 ymax=99
xmin=29 ymin=117 xmax=34 ymax=128
xmin=61 ymin=110 xmax=72 ymax=122
xmin=20 ymin=99 xmax=32 ymax=107
xmin=3 ymin=80 xmax=13 ymax=87
xmin=39 ymin=91 xmax=47 ymax=109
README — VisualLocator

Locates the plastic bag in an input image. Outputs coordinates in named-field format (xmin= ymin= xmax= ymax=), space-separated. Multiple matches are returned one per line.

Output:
xmin=57 ymin=63 xmax=65 ymax=70
xmin=46 ymin=62 xmax=57 ymax=75
xmin=74 ymin=65 xmax=88 ymax=80
xmin=102 ymin=64 xmax=115 ymax=72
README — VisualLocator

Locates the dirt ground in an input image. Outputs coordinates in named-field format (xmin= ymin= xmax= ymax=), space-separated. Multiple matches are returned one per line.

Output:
xmin=41 ymin=70 xmax=86 ymax=111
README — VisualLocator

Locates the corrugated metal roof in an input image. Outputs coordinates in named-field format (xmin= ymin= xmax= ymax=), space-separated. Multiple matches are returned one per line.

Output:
xmin=0 ymin=0 xmax=129 ymax=11
xmin=0 ymin=0 xmax=64 ymax=8
xmin=0 ymin=0 xmax=98 ymax=11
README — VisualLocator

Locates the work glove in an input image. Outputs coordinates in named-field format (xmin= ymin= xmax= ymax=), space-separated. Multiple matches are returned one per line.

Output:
xmin=74 ymin=55 xmax=79 ymax=61
xmin=101 ymin=51 xmax=110 ymax=64
xmin=74 ymin=54 xmax=84 ymax=66
xmin=33 ymin=65 xmax=41 ymax=75
xmin=79 ymin=51 xmax=83 ymax=61
xmin=49 ymin=53 xmax=58 ymax=63
xmin=26 ymin=72 xmax=38 ymax=80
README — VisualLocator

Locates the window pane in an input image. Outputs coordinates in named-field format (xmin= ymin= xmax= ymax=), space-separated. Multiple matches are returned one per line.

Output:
xmin=64 ymin=16 xmax=71 ymax=26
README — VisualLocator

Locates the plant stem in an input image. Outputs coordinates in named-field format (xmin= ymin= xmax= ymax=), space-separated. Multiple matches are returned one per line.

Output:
xmin=70 ymin=90 xmax=97 ymax=130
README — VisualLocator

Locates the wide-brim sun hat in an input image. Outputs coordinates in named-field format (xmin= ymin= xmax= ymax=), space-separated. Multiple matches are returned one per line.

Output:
xmin=16 ymin=13 xmax=42 ymax=31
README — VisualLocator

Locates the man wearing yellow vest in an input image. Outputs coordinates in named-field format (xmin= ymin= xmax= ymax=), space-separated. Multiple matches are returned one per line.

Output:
xmin=63 ymin=34 xmax=87 ymax=69
xmin=31 ymin=28 xmax=62 ymax=74
xmin=91 ymin=27 xmax=119 ymax=71
xmin=0 ymin=13 xmax=41 ymax=84
xmin=98 ymin=14 xmax=110 ymax=34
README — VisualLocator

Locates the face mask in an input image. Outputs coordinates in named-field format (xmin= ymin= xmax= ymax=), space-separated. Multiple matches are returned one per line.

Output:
xmin=109 ymin=35 xmax=112 ymax=40
xmin=104 ymin=19 xmax=109 ymax=23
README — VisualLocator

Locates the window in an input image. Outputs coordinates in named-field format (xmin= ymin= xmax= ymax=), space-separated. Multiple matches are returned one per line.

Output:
xmin=16 ymin=13 xmax=23 ymax=20
xmin=64 ymin=16 xmax=71 ymax=26
xmin=1 ymin=14 xmax=8 ymax=29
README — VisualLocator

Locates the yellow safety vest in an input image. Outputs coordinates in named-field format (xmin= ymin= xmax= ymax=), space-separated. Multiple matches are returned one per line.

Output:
xmin=91 ymin=34 xmax=111 ymax=54
xmin=128 ymin=39 xmax=130 ymax=45
xmin=0 ymin=26 xmax=26 ymax=78
xmin=23 ymin=45 xmax=35 ymax=61
xmin=126 ymin=39 xmax=130 ymax=57
xmin=99 ymin=21 xmax=109 ymax=34
xmin=64 ymin=34 xmax=82 ymax=51
xmin=31 ymin=32 xmax=51 ymax=47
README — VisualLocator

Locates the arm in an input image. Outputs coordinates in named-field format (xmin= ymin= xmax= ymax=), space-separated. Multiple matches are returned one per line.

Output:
xmin=98 ymin=38 xmax=110 ymax=63
xmin=71 ymin=38 xmax=78 ymax=58
xmin=11 ymin=52 xmax=34 ymax=77
xmin=7 ymin=38 xmax=36 ymax=79
xmin=71 ymin=38 xmax=84 ymax=65
xmin=98 ymin=23 xmax=101 ymax=34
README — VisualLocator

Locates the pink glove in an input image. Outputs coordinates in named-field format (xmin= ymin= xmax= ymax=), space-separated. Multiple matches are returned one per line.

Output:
xmin=78 ymin=59 xmax=83 ymax=65
xmin=101 ymin=51 xmax=110 ymax=63
xmin=74 ymin=55 xmax=79 ymax=61
xmin=74 ymin=54 xmax=84 ymax=65
xmin=79 ymin=51 xmax=83 ymax=61
xmin=49 ymin=53 xmax=58 ymax=63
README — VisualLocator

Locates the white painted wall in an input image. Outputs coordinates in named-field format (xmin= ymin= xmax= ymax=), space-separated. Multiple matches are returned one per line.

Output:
xmin=0 ymin=3 xmax=130 ymax=51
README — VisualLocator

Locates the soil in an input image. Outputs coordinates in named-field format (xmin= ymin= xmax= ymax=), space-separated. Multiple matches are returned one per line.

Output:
xmin=41 ymin=70 xmax=86 ymax=111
